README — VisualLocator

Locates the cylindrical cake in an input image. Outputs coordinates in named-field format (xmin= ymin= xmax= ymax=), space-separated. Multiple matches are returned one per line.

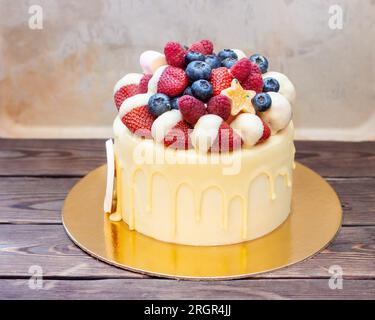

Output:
xmin=111 ymin=117 xmax=295 ymax=246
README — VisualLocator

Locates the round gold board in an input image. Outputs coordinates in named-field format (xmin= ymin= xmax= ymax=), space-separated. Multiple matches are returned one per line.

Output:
xmin=62 ymin=163 xmax=342 ymax=280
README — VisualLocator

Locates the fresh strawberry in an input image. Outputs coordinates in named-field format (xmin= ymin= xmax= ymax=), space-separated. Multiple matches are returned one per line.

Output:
xmin=230 ymin=58 xmax=253 ymax=83
xmin=242 ymin=72 xmax=264 ymax=93
xmin=164 ymin=42 xmax=186 ymax=68
xmin=138 ymin=74 xmax=152 ymax=94
xmin=257 ymin=119 xmax=271 ymax=144
xmin=207 ymin=95 xmax=232 ymax=121
xmin=164 ymin=120 xmax=192 ymax=150
xmin=178 ymin=95 xmax=206 ymax=125
xmin=114 ymin=84 xmax=139 ymax=110
xmin=121 ymin=106 xmax=155 ymax=138
xmin=200 ymin=39 xmax=214 ymax=55
xmin=157 ymin=66 xmax=188 ymax=97
xmin=189 ymin=41 xmax=206 ymax=54
xmin=211 ymin=121 xmax=242 ymax=153
xmin=210 ymin=67 xmax=234 ymax=96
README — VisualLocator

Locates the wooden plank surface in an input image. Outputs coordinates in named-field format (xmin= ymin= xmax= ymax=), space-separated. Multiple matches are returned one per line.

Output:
xmin=0 ymin=139 xmax=374 ymax=177
xmin=0 ymin=224 xmax=373 ymax=279
xmin=1 ymin=279 xmax=374 ymax=300
xmin=0 ymin=139 xmax=374 ymax=299
xmin=0 ymin=177 xmax=374 ymax=226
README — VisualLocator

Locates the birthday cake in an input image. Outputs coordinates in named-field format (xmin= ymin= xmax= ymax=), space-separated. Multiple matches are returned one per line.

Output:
xmin=105 ymin=40 xmax=296 ymax=246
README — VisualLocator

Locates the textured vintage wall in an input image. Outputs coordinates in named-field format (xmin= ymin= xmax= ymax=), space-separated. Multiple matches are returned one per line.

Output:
xmin=0 ymin=0 xmax=374 ymax=139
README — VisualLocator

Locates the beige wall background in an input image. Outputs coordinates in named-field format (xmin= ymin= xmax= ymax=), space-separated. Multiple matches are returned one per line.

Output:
xmin=0 ymin=0 xmax=374 ymax=140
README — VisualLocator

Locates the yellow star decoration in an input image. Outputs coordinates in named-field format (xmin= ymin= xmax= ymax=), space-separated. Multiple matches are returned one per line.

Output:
xmin=221 ymin=79 xmax=256 ymax=116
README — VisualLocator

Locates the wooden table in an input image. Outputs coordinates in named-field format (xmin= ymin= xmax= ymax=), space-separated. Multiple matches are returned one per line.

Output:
xmin=0 ymin=139 xmax=374 ymax=299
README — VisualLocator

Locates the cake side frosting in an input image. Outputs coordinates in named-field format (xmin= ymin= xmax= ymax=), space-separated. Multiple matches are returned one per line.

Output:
xmin=111 ymin=117 xmax=295 ymax=245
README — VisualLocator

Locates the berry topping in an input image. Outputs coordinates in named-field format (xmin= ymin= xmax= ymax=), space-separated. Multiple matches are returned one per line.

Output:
xmin=230 ymin=58 xmax=253 ymax=83
xmin=221 ymin=57 xmax=237 ymax=69
xmin=205 ymin=54 xmax=221 ymax=69
xmin=211 ymin=121 xmax=242 ymax=153
xmin=200 ymin=39 xmax=214 ymax=55
xmin=252 ymin=93 xmax=272 ymax=112
xmin=114 ymin=84 xmax=139 ymax=110
xmin=157 ymin=66 xmax=188 ymax=97
xmin=263 ymin=77 xmax=280 ymax=93
xmin=138 ymin=74 xmax=152 ymax=94
xmin=183 ymin=86 xmax=194 ymax=96
xmin=221 ymin=79 xmax=256 ymax=115
xmin=207 ymin=95 xmax=232 ymax=121
xmin=121 ymin=105 xmax=155 ymax=138
xmin=210 ymin=67 xmax=234 ymax=96
xmin=218 ymin=49 xmax=238 ymax=61
xmin=148 ymin=93 xmax=172 ymax=117
xmin=191 ymin=79 xmax=213 ymax=102
xmin=242 ymin=72 xmax=264 ymax=93
xmin=164 ymin=120 xmax=192 ymax=150
xmin=185 ymin=51 xmax=205 ymax=65
xmin=249 ymin=54 xmax=269 ymax=74
xmin=189 ymin=41 xmax=206 ymax=54
xmin=257 ymin=119 xmax=271 ymax=144
xmin=185 ymin=61 xmax=212 ymax=82
xmin=178 ymin=95 xmax=206 ymax=125
xmin=170 ymin=97 xmax=180 ymax=110
xmin=164 ymin=42 xmax=186 ymax=68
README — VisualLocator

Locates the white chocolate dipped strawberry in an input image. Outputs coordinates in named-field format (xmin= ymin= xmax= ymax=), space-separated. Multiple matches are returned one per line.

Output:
xmin=191 ymin=114 xmax=242 ymax=153
xmin=113 ymin=73 xmax=143 ymax=110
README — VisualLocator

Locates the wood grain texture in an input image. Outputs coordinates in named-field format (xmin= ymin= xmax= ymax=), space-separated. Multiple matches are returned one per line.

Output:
xmin=1 ymin=279 xmax=374 ymax=300
xmin=0 ymin=139 xmax=374 ymax=177
xmin=0 ymin=224 xmax=373 ymax=279
xmin=0 ymin=139 xmax=374 ymax=299
xmin=0 ymin=177 xmax=373 ymax=225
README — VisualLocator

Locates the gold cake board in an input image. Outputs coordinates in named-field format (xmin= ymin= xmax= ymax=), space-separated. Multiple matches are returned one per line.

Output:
xmin=62 ymin=163 xmax=342 ymax=280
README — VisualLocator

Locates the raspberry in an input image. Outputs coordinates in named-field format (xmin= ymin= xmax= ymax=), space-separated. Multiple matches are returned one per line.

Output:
xmin=178 ymin=95 xmax=206 ymax=125
xmin=189 ymin=41 xmax=206 ymax=54
xmin=211 ymin=122 xmax=242 ymax=153
xmin=114 ymin=84 xmax=139 ymax=110
xmin=121 ymin=106 xmax=155 ymax=138
xmin=200 ymin=39 xmax=214 ymax=55
xmin=230 ymin=58 xmax=253 ymax=83
xmin=210 ymin=67 xmax=234 ymax=96
xmin=257 ymin=119 xmax=271 ymax=144
xmin=207 ymin=95 xmax=232 ymax=121
xmin=157 ymin=66 xmax=188 ymax=97
xmin=164 ymin=42 xmax=186 ymax=68
xmin=242 ymin=72 xmax=264 ymax=93
xmin=164 ymin=120 xmax=192 ymax=150
xmin=138 ymin=74 xmax=152 ymax=94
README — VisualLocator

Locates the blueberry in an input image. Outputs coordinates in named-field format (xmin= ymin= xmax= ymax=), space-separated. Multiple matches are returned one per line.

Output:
xmin=148 ymin=93 xmax=171 ymax=117
xmin=205 ymin=54 xmax=221 ymax=69
xmin=249 ymin=54 xmax=269 ymax=74
xmin=217 ymin=49 xmax=238 ymax=61
xmin=171 ymin=97 xmax=179 ymax=110
xmin=185 ymin=51 xmax=205 ymax=65
xmin=191 ymin=79 xmax=213 ymax=102
xmin=263 ymin=77 xmax=280 ymax=93
xmin=185 ymin=61 xmax=212 ymax=82
xmin=221 ymin=57 xmax=237 ymax=69
xmin=183 ymin=86 xmax=194 ymax=96
xmin=251 ymin=93 xmax=272 ymax=112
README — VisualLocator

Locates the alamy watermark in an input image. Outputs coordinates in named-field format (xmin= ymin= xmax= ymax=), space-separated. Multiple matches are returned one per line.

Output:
xmin=328 ymin=265 xmax=343 ymax=290
xmin=28 ymin=4 xmax=43 ymax=30
xmin=328 ymin=4 xmax=344 ymax=30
